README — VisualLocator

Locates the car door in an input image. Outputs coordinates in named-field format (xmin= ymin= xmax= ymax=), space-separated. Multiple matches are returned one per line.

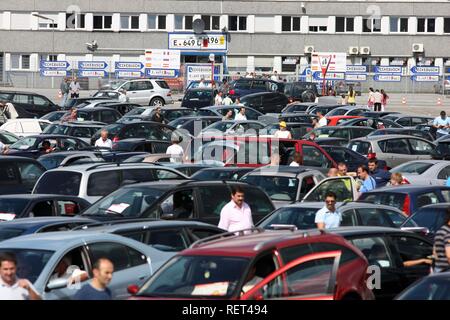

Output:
xmin=302 ymin=176 xmax=359 ymax=202
xmin=145 ymin=228 xmax=190 ymax=252
xmin=25 ymin=200 xmax=55 ymax=218
xmin=32 ymin=95 xmax=55 ymax=116
xmin=100 ymin=110 xmax=120 ymax=124
xmin=301 ymin=144 xmax=334 ymax=169
xmin=396 ymin=117 xmax=412 ymax=128
xmin=407 ymin=138 xmax=435 ymax=161
xmin=150 ymin=188 xmax=197 ymax=220
xmin=378 ymin=138 xmax=415 ymax=168
xmin=128 ymin=81 xmax=153 ymax=105
xmin=12 ymin=93 xmax=35 ymax=116
xmin=246 ymin=95 xmax=263 ymax=113
xmin=86 ymin=241 xmax=152 ymax=299
xmin=241 ymin=251 xmax=341 ymax=300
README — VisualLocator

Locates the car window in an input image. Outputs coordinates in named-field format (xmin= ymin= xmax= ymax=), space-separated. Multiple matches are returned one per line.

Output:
xmin=390 ymin=235 xmax=432 ymax=264
xmin=302 ymin=145 xmax=332 ymax=168
xmin=391 ymin=162 xmax=434 ymax=175
xmin=122 ymin=169 xmax=155 ymax=183
xmin=55 ymin=200 xmax=83 ymax=216
xmin=131 ymin=81 xmax=153 ymax=91
xmin=87 ymin=171 xmax=121 ymax=197
xmin=0 ymin=163 xmax=21 ymax=185
xmin=155 ymin=169 xmax=183 ymax=180
xmin=101 ymin=110 xmax=119 ymax=123
xmin=16 ymin=162 xmax=45 ymax=190
xmin=87 ymin=242 xmax=147 ymax=272
xmin=34 ymin=171 xmax=82 ymax=196
xmin=304 ymin=177 xmax=354 ymax=202
xmin=299 ymin=176 xmax=316 ymax=199
xmin=241 ymin=186 xmax=274 ymax=216
xmin=189 ymin=228 xmax=223 ymax=241
xmin=412 ymin=117 xmax=429 ymax=126
xmin=156 ymin=80 xmax=169 ymax=89
xmin=348 ymin=141 xmax=371 ymax=155
xmin=330 ymin=129 xmax=349 ymax=139
xmin=197 ymin=186 xmax=232 ymax=217
xmin=350 ymin=237 xmax=393 ymax=268
xmin=341 ymin=209 xmax=357 ymax=226
xmin=359 ymin=193 xmax=406 ymax=211
xmin=416 ymin=192 xmax=440 ymax=207
xmin=408 ymin=139 xmax=434 ymax=155
xmin=29 ymin=200 xmax=54 ymax=217
xmin=159 ymin=189 xmax=195 ymax=219
xmin=397 ymin=118 xmax=411 ymax=126
xmin=147 ymin=229 xmax=188 ymax=252
xmin=241 ymin=175 xmax=298 ymax=202
xmin=71 ymin=127 xmax=92 ymax=138
xmin=351 ymin=128 xmax=373 ymax=139
xmin=13 ymin=94 xmax=30 ymax=104
xmin=355 ymin=208 xmax=394 ymax=227
xmin=379 ymin=138 xmax=411 ymax=154
xmin=33 ymin=96 xmax=49 ymax=106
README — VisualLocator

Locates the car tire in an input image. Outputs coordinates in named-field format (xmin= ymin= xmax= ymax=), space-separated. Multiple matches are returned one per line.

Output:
xmin=301 ymin=90 xmax=316 ymax=103
xmin=150 ymin=97 xmax=165 ymax=107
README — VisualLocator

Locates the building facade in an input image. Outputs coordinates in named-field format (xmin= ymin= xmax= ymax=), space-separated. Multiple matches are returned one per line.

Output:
xmin=0 ymin=0 xmax=449 ymax=90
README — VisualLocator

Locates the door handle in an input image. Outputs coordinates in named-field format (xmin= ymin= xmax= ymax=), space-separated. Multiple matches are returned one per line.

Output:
xmin=138 ymin=275 xmax=146 ymax=280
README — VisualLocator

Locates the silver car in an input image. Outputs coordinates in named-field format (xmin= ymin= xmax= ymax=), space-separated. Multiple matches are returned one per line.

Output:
xmin=390 ymin=160 xmax=450 ymax=186
xmin=381 ymin=114 xmax=433 ymax=129
xmin=0 ymin=231 xmax=175 ymax=299
xmin=110 ymin=79 xmax=173 ymax=106
xmin=348 ymin=134 xmax=436 ymax=168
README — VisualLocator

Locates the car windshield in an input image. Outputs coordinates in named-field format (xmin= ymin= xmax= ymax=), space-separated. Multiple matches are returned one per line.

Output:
xmin=409 ymin=208 xmax=446 ymax=234
xmin=33 ymin=171 xmax=82 ymax=196
xmin=0 ymin=249 xmax=54 ymax=283
xmin=1 ymin=132 xmax=19 ymax=144
xmin=397 ymin=278 xmax=450 ymax=300
xmin=37 ymin=155 xmax=67 ymax=170
xmin=9 ymin=137 xmax=38 ymax=150
xmin=191 ymin=170 xmax=235 ymax=181
xmin=0 ymin=227 xmax=27 ymax=241
xmin=137 ymin=255 xmax=250 ymax=298
xmin=203 ymin=122 xmax=235 ymax=133
xmin=258 ymin=207 xmax=319 ymax=229
xmin=168 ymin=118 xmax=191 ymax=128
xmin=241 ymin=175 xmax=299 ymax=201
xmin=42 ymin=124 xmax=70 ymax=135
xmin=103 ymin=124 xmax=124 ymax=136
xmin=109 ymin=81 xmax=126 ymax=90
xmin=348 ymin=141 xmax=371 ymax=155
xmin=327 ymin=109 xmax=348 ymax=117
xmin=82 ymin=187 xmax=166 ymax=218
xmin=359 ymin=193 xmax=406 ymax=211
xmin=390 ymin=162 xmax=434 ymax=175
xmin=0 ymin=199 xmax=30 ymax=217
xmin=125 ymin=108 xmax=148 ymax=116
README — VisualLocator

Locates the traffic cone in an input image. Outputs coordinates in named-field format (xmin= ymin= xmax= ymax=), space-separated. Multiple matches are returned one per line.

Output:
xmin=401 ymin=97 xmax=407 ymax=105
xmin=437 ymin=98 xmax=442 ymax=106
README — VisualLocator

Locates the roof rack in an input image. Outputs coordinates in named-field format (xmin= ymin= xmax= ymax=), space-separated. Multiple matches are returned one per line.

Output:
xmin=84 ymin=161 xmax=162 ymax=171
xmin=253 ymin=228 xmax=325 ymax=251
xmin=190 ymin=227 xmax=265 ymax=249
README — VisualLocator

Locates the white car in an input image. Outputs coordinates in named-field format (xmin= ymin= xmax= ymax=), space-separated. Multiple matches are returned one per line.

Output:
xmin=109 ymin=79 xmax=173 ymax=106
xmin=390 ymin=160 xmax=450 ymax=186
xmin=0 ymin=119 xmax=51 ymax=137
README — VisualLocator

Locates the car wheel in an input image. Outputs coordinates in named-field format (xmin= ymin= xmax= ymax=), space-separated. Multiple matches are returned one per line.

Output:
xmin=301 ymin=90 xmax=316 ymax=103
xmin=150 ymin=97 xmax=164 ymax=107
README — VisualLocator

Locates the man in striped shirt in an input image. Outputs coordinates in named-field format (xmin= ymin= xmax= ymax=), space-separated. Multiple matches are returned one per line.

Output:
xmin=433 ymin=208 xmax=450 ymax=273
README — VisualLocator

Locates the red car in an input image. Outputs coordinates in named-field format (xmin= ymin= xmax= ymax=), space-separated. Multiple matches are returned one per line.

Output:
xmin=326 ymin=115 xmax=362 ymax=126
xmin=185 ymin=136 xmax=337 ymax=169
xmin=128 ymin=229 xmax=375 ymax=300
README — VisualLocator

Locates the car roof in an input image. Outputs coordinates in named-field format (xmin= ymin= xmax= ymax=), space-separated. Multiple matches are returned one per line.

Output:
xmin=416 ymin=203 xmax=450 ymax=210
xmin=196 ymin=167 xmax=253 ymax=172
xmin=352 ymin=134 xmax=432 ymax=142
xmin=247 ymin=166 xmax=322 ymax=176
xmin=0 ymin=217 xmax=94 ymax=228
xmin=42 ymin=162 xmax=179 ymax=173
xmin=282 ymin=201 xmax=403 ymax=212
xmin=78 ymin=107 xmax=120 ymax=112
xmin=81 ymin=220 xmax=219 ymax=233
xmin=0 ymin=156 xmax=40 ymax=162
xmin=55 ymin=121 xmax=105 ymax=126
xmin=0 ymin=194 xmax=86 ymax=200
xmin=329 ymin=226 xmax=416 ymax=237
xmin=0 ymin=90 xmax=41 ymax=95
xmin=363 ymin=185 xmax=450 ymax=193
xmin=384 ymin=114 xmax=433 ymax=119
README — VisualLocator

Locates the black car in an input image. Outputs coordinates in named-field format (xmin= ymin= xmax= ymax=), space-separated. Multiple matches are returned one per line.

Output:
xmin=338 ymin=117 xmax=403 ymax=129
xmin=307 ymin=104 xmax=342 ymax=115
xmin=281 ymin=102 xmax=317 ymax=114
xmin=40 ymin=111 xmax=68 ymax=122
xmin=64 ymin=97 xmax=112 ymax=110
xmin=160 ymin=163 xmax=212 ymax=177
xmin=228 ymin=78 xmax=283 ymax=100
xmin=259 ymin=112 xmax=318 ymax=126
xmin=432 ymin=139 xmax=450 ymax=160
xmin=168 ymin=116 xmax=222 ymax=136
xmin=199 ymin=106 xmax=263 ymax=121
xmin=111 ymin=138 xmax=171 ymax=153
xmin=0 ymin=194 xmax=91 ymax=220
xmin=190 ymin=167 xmax=254 ymax=181
xmin=180 ymin=88 xmax=216 ymax=109
xmin=0 ymin=130 xmax=19 ymax=145
xmin=305 ymin=126 xmax=375 ymax=144
xmin=361 ymin=111 xmax=400 ymax=119
xmin=334 ymin=227 xmax=433 ymax=300
xmin=240 ymin=92 xmax=289 ymax=114
xmin=368 ymin=128 xmax=435 ymax=142
xmin=97 ymin=102 xmax=139 ymax=116
xmin=75 ymin=107 xmax=122 ymax=124
xmin=283 ymin=82 xmax=318 ymax=103
xmin=0 ymin=157 xmax=46 ymax=194
xmin=37 ymin=151 xmax=105 ymax=170
xmin=320 ymin=145 xmax=369 ymax=171
xmin=402 ymin=204 xmax=449 ymax=240
xmin=0 ymin=91 xmax=59 ymax=118
xmin=90 ymin=121 xmax=178 ymax=145
xmin=82 ymin=180 xmax=275 ymax=225
xmin=6 ymin=134 xmax=91 ymax=159
xmin=42 ymin=121 xmax=105 ymax=143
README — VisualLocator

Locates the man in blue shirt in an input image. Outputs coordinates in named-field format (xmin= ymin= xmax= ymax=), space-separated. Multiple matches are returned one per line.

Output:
xmin=357 ymin=165 xmax=377 ymax=194
xmin=433 ymin=111 xmax=450 ymax=139
xmin=315 ymin=191 xmax=342 ymax=230
xmin=73 ymin=258 xmax=113 ymax=300
xmin=368 ymin=158 xmax=391 ymax=188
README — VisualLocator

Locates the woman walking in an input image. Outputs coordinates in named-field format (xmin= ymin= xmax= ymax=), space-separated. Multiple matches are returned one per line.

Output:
xmin=367 ymin=87 xmax=375 ymax=110
xmin=381 ymin=89 xmax=389 ymax=112
xmin=347 ymin=85 xmax=356 ymax=106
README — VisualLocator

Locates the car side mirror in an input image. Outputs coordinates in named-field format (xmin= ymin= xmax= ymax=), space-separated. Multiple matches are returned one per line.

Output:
xmin=46 ymin=278 xmax=68 ymax=291
xmin=161 ymin=212 xmax=175 ymax=220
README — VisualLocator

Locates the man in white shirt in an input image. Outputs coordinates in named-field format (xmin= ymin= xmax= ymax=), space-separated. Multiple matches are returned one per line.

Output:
xmin=317 ymin=111 xmax=328 ymax=127
xmin=273 ymin=121 xmax=292 ymax=139
xmin=166 ymin=134 xmax=184 ymax=163
xmin=315 ymin=192 xmax=342 ymax=230
xmin=198 ymin=78 xmax=207 ymax=88
xmin=49 ymin=255 xmax=89 ymax=286
xmin=0 ymin=253 xmax=41 ymax=300
xmin=214 ymin=91 xmax=223 ymax=105
xmin=289 ymin=152 xmax=302 ymax=167
xmin=69 ymin=77 xmax=81 ymax=99
xmin=218 ymin=186 xmax=254 ymax=232
xmin=235 ymin=107 xmax=247 ymax=121
xmin=270 ymin=71 xmax=279 ymax=82
xmin=95 ymin=130 xmax=113 ymax=149
xmin=222 ymin=94 xmax=233 ymax=105
xmin=433 ymin=110 xmax=450 ymax=138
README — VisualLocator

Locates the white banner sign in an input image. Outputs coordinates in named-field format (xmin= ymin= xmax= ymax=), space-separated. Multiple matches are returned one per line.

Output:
xmin=311 ymin=52 xmax=347 ymax=73
xmin=40 ymin=70 xmax=67 ymax=77
xmin=169 ymin=33 xmax=227 ymax=50
xmin=145 ymin=49 xmax=181 ymax=70
xmin=345 ymin=74 xmax=367 ymax=82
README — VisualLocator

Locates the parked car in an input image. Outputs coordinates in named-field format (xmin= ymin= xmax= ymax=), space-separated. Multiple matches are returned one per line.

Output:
xmin=75 ymin=99 xmax=118 ymax=109
xmin=82 ymin=180 xmax=275 ymax=224
xmin=191 ymin=167 xmax=254 ymax=181
xmin=74 ymin=107 xmax=122 ymax=124
xmin=339 ymin=117 xmax=402 ymax=129
xmin=305 ymin=126 xmax=375 ymax=144
xmin=63 ymin=97 xmax=112 ymax=110
xmin=91 ymin=90 xmax=124 ymax=101
xmin=390 ymin=160 xmax=450 ymax=186
xmin=283 ymin=82 xmax=318 ymax=103
xmin=168 ymin=116 xmax=222 ymax=136
xmin=358 ymin=185 xmax=450 ymax=215
xmin=160 ymin=163 xmax=213 ymax=177
xmin=260 ymin=112 xmax=318 ymax=126
xmin=0 ymin=231 xmax=175 ymax=299
xmin=431 ymin=135 xmax=450 ymax=160
xmin=0 ymin=217 xmax=95 ymax=242
xmin=258 ymin=202 xmax=412 ymax=230
xmin=180 ymin=88 xmax=217 ymax=109
xmin=200 ymin=120 xmax=266 ymax=137
xmin=5 ymin=134 xmax=91 ymax=159
xmin=0 ymin=194 xmax=91 ymax=220
xmin=325 ymin=106 xmax=370 ymax=117
xmin=128 ymin=229 xmax=374 ymax=300
xmin=120 ymin=107 xmax=196 ymax=124
xmin=381 ymin=114 xmax=433 ymax=129
xmin=37 ymin=151 xmax=105 ymax=170
xmin=228 ymin=78 xmax=284 ymax=100
xmin=307 ymin=104 xmax=342 ymax=116
xmin=199 ymin=106 xmax=263 ymax=121
xmin=122 ymin=153 xmax=173 ymax=163
xmin=334 ymin=81 xmax=362 ymax=96
xmin=368 ymin=128 xmax=435 ymax=141
xmin=333 ymin=227 xmax=432 ymax=300
xmin=240 ymin=92 xmax=289 ymax=114
xmin=0 ymin=156 xmax=46 ymax=195
xmin=0 ymin=130 xmax=19 ymax=145
xmin=32 ymin=163 xmax=188 ymax=203
xmin=281 ymin=102 xmax=317 ymax=114
xmin=396 ymin=272 xmax=450 ymax=300
xmin=262 ymin=122 xmax=313 ymax=140
xmin=347 ymin=135 xmax=436 ymax=168
xmin=240 ymin=166 xmax=325 ymax=205
xmin=0 ymin=91 xmax=59 ymax=117
xmin=110 ymin=139 xmax=171 ymax=153
xmin=42 ymin=121 xmax=105 ymax=144
xmin=402 ymin=203 xmax=450 ymax=240
xmin=326 ymin=116 xmax=362 ymax=126
xmin=0 ymin=119 xmax=51 ymax=137
xmin=361 ymin=111 xmax=400 ymax=119
xmin=94 ymin=102 xmax=139 ymax=116
xmin=109 ymin=79 xmax=173 ymax=106
xmin=185 ymin=80 xmax=221 ymax=92
xmin=40 ymin=111 xmax=68 ymax=122
xmin=78 ymin=220 xmax=225 ymax=252
xmin=320 ymin=145 xmax=371 ymax=172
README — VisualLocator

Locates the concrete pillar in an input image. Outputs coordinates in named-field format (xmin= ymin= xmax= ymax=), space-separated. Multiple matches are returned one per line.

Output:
xmin=58 ymin=13 xmax=66 ymax=31
xmin=112 ymin=13 xmax=120 ymax=32
xmin=30 ymin=12 xmax=39 ymax=31
xmin=301 ymin=16 xmax=308 ymax=33
xmin=436 ymin=17 xmax=444 ymax=35
xmin=30 ymin=53 xmax=39 ymax=72
xmin=139 ymin=14 xmax=147 ymax=32
xmin=3 ymin=12 xmax=11 ymax=30
xmin=5 ymin=53 xmax=11 ymax=71
xmin=408 ymin=17 xmax=417 ymax=35
xmin=328 ymin=16 xmax=336 ymax=34
xmin=381 ymin=16 xmax=389 ymax=34
xmin=220 ymin=15 xmax=228 ymax=30
xmin=274 ymin=15 xmax=282 ymax=34
xmin=247 ymin=15 xmax=255 ymax=33
xmin=247 ymin=56 xmax=255 ymax=72
xmin=354 ymin=16 xmax=363 ymax=34
xmin=166 ymin=14 xmax=175 ymax=32
xmin=85 ymin=13 xmax=93 ymax=31
xmin=111 ymin=54 xmax=121 ymax=72
xmin=435 ymin=58 xmax=444 ymax=75
xmin=407 ymin=57 xmax=416 ymax=75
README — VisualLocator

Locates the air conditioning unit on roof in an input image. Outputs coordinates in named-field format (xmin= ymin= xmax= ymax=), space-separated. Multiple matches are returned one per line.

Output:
xmin=360 ymin=46 xmax=370 ymax=55
xmin=412 ymin=43 xmax=424 ymax=53
xmin=304 ymin=45 xmax=315 ymax=54
xmin=348 ymin=46 xmax=359 ymax=55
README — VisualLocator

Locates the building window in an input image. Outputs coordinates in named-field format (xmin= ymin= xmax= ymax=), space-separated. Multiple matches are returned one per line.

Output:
xmin=37 ymin=15 xmax=58 ymax=29
xmin=445 ymin=18 xmax=450 ymax=33
xmin=308 ymin=17 xmax=328 ymax=33
xmin=11 ymin=54 xmax=30 ymax=70
xmin=147 ymin=15 xmax=166 ymax=30
xmin=201 ymin=15 xmax=220 ymax=31
xmin=282 ymin=16 xmax=301 ymax=32
xmin=390 ymin=17 xmax=408 ymax=33
xmin=174 ymin=15 xmax=193 ymax=30
xmin=335 ymin=17 xmax=354 ymax=32
xmin=363 ymin=18 xmax=381 ymax=33
xmin=228 ymin=16 xmax=247 ymax=31
xmin=185 ymin=15 xmax=193 ymax=30
xmin=121 ymin=15 xmax=139 ymax=30
xmin=93 ymin=15 xmax=112 ymax=30
xmin=66 ymin=13 xmax=85 ymax=29
xmin=40 ymin=54 xmax=58 ymax=62
xmin=417 ymin=18 xmax=435 ymax=33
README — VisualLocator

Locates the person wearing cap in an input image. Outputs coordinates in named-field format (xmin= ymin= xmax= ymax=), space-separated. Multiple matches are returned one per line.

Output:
xmin=166 ymin=134 xmax=184 ymax=163
xmin=274 ymin=121 xmax=292 ymax=139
